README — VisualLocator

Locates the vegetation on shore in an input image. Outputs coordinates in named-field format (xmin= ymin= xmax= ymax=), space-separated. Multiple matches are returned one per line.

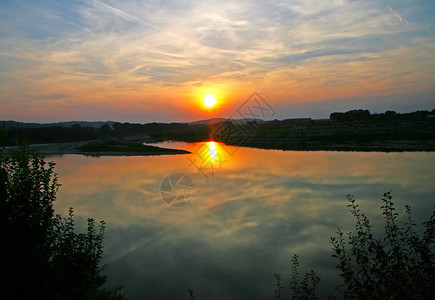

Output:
xmin=0 ymin=121 xmax=208 ymax=146
xmin=211 ymin=109 xmax=435 ymax=151
xmin=1 ymin=108 xmax=434 ymax=152
xmin=0 ymin=144 xmax=127 ymax=299
xmin=274 ymin=192 xmax=434 ymax=299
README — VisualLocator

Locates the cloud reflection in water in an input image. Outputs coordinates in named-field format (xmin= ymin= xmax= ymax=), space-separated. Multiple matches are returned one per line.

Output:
xmin=51 ymin=143 xmax=435 ymax=299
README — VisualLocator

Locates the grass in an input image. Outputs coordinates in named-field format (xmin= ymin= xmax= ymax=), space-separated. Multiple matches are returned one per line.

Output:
xmin=77 ymin=139 xmax=189 ymax=154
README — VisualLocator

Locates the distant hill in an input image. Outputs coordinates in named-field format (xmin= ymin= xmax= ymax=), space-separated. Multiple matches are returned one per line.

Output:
xmin=189 ymin=118 xmax=266 ymax=125
xmin=0 ymin=120 xmax=116 ymax=129
xmin=189 ymin=118 xmax=226 ymax=125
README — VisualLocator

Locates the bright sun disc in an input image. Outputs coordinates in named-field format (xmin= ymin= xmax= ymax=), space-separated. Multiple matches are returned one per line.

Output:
xmin=204 ymin=95 xmax=217 ymax=107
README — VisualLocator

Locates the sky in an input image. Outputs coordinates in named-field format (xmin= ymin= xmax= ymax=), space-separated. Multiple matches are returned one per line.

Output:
xmin=0 ymin=0 xmax=434 ymax=123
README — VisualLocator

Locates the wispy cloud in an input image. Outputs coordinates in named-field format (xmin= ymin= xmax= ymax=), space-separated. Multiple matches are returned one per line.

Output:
xmin=387 ymin=5 xmax=409 ymax=24
xmin=0 ymin=0 xmax=434 ymax=121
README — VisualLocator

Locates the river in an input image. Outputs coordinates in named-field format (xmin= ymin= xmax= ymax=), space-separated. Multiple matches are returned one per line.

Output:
xmin=49 ymin=141 xmax=435 ymax=299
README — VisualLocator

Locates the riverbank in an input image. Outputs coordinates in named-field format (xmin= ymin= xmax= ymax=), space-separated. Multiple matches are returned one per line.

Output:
xmin=218 ymin=138 xmax=435 ymax=152
xmin=2 ymin=138 xmax=190 ymax=156
xmin=3 ymin=136 xmax=435 ymax=155
xmin=208 ymin=118 xmax=435 ymax=152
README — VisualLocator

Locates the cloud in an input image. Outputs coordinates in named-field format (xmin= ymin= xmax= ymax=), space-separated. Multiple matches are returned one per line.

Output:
xmin=387 ymin=5 xmax=409 ymax=24
xmin=0 ymin=0 xmax=434 ymax=122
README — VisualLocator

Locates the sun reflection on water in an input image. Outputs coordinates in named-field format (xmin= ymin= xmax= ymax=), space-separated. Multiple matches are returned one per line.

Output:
xmin=49 ymin=149 xmax=435 ymax=300
xmin=208 ymin=141 xmax=217 ymax=161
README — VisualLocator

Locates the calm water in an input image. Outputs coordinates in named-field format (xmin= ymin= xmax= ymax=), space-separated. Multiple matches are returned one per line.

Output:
xmin=49 ymin=142 xmax=435 ymax=299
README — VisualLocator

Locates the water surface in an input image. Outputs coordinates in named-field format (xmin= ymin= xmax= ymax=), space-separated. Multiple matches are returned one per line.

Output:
xmin=51 ymin=143 xmax=435 ymax=299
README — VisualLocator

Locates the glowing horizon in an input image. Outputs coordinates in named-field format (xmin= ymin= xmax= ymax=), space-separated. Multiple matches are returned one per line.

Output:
xmin=0 ymin=0 xmax=434 ymax=123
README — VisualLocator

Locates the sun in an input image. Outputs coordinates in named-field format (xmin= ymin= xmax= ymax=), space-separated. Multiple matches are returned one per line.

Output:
xmin=204 ymin=94 xmax=217 ymax=108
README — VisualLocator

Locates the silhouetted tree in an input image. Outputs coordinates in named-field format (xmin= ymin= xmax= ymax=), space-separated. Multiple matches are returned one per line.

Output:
xmin=330 ymin=109 xmax=371 ymax=122
xmin=330 ymin=112 xmax=345 ymax=122
xmin=0 ymin=144 xmax=106 ymax=299
xmin=99 ymin=124 xmax=112 ymax=136
xmin=4 ymin=126 xmax=99 ymax=145
xmin=384 ymin=110 xmax=397 ymax=120
xmin=0 ymin=126 xmax=6 ymax=146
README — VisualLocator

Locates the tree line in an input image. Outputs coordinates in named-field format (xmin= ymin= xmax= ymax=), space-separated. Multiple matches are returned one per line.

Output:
xmin=330 ymin=108 xmax=435 ymax=122
xmin=0 ymin=122 xmax=209 ymax=146
xmin=2 ymin=108 xmax=434 ymax=145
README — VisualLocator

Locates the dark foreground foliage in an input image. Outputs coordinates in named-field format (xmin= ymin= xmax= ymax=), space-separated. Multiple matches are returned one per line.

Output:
xmin=276 ymin=192 xmax=434 ymax=300
xmin=0 ymin=145 xmax=115 ymax=299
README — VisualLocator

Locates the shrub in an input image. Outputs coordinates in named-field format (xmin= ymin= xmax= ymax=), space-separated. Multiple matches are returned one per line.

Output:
xmin=0 ymin=144 xmax=107 ymax=299
xmin=331 ymin=192 xmax=434 ymax=299
xmin=277 ymin=192 xmax=434 ymax=299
